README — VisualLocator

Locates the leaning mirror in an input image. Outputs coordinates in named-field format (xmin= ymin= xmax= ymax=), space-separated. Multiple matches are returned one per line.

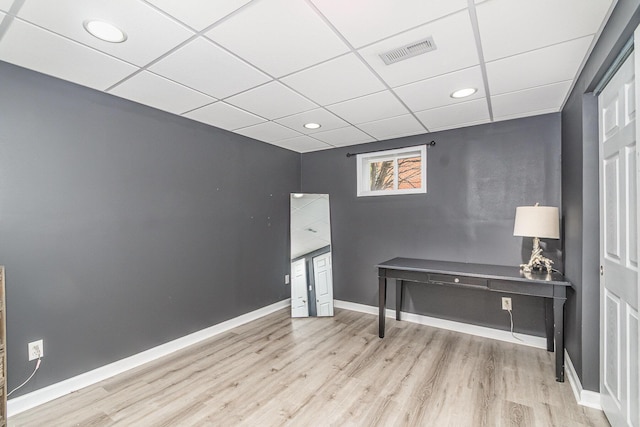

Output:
xmin=290 ymin=193 xmax=333 ymax=317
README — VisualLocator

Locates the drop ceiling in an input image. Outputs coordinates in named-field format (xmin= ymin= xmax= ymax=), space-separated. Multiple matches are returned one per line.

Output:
xmin=0 ymin=0 xmax=615 ymax=153
xmin=290 ymin=194 xmax=331 ymax=259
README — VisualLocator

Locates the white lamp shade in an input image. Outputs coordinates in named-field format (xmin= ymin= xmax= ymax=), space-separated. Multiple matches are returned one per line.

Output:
xmin=513 ymin=206 xmax=560 ymax=239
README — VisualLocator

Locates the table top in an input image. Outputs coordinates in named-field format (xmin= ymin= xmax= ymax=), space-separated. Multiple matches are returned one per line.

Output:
xmin=377 ymin=257 xmax=570 ymax=286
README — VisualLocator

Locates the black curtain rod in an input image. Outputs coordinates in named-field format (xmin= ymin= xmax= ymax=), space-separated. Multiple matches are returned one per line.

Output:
xmin=345 ymin=140 xmax=436 ymax=158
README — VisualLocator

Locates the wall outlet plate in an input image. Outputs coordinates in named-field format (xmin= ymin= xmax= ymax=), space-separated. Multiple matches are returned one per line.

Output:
xmin=285 ymin=274 xmax=290 ymax=285
xmin=501 ymin=297 xmax=512 ymax=311
xmin=28 ymin=339 xmax=43 ymax=361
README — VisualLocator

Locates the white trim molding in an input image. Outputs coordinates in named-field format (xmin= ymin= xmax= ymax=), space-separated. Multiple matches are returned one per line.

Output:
xmin=8 ymin=299 xmax=603 ymax=416
xmin=356 ymin=144 xmax=427 ymax=197
xmin=564 ymin=350 xmax=602 ymax=410
xmin=334 ymin=300 xmax=547 ymax=349
xmin=7 ymin=299 xmax=290 ymax=417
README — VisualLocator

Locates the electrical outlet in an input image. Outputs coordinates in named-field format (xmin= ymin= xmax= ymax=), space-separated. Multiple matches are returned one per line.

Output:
xmin=285 ymin=274 xmax=290 ymax=285
xmin=28 ymin=339 xmax=43 ymax=361
xmin=501 ymin=297 xmax=512 ymax=311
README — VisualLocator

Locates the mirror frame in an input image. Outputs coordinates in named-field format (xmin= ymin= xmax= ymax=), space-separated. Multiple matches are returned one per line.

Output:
xmin=290 ymin=193 xmax=334 ymax=317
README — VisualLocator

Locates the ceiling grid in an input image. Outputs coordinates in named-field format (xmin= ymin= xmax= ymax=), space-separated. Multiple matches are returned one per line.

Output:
xmin=0 ymin=0 xmax=617 ymax=152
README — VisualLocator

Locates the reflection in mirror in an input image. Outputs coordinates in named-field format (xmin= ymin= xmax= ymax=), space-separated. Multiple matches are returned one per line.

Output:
xmin=290 ymin=193 xmax=333 ymax=318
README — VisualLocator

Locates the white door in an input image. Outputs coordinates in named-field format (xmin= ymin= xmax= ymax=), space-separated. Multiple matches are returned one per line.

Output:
xmin=313 ymin=252 xmax=334 ymax=316
xmin=599 ymin=48 xmax=639 ymax=427
xmin=291 ymin=259 xmax=309 ymax=318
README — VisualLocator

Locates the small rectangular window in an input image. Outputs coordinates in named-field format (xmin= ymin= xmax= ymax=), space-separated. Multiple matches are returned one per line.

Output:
xmin=356 ymin=145 xmax=427 ymax=197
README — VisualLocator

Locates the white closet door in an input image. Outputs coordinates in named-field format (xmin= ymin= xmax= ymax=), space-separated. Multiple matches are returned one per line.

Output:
xmin=599 ymin=47 xmax=639 ymax=427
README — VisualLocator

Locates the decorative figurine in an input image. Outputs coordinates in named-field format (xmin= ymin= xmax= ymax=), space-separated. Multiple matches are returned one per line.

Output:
xmin=520 ymin=236 xmax=554 ymax=273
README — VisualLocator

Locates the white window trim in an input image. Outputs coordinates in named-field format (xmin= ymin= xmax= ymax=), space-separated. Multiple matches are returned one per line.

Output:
xmin=356 ymin=145 xmax=427 ymax=197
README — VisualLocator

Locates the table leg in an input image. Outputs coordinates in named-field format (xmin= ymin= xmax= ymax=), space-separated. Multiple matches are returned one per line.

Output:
xmin=545 ymin=298 xmax=554 ymax=352
xmin=554 ymin=298 xmax=565 ymax=382
xmin=379 ymin=275 xmax=386 ymax=338
xmin=396 ymin=279 xmax=403 ymax=321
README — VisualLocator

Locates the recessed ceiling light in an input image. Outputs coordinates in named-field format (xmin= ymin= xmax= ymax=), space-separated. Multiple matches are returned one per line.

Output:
xmin=83 ymin=20 xmax=127 ymax=43
xmin=450 ymin=88 xmax=477 ymax=99
xmin=292 ymin=193 xmax=304 ymax=198
xmin=303 ymin=122 xmax=321 ymax=130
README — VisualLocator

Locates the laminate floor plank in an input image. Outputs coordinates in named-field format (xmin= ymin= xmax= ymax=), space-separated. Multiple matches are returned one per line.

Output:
xmin=9 ymin=308 xmax=610 ymax=427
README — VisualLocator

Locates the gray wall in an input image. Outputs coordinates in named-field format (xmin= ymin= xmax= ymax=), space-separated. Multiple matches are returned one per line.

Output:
xmin=302 ymin=114 xmax=561 ymax=335
xmin=0 ymin=61 xmax=299 ymax=396
xmin=7 ymin=0 xmax=636 ymax=395
xmin=561 ymin=0 xmax=640 ymax=391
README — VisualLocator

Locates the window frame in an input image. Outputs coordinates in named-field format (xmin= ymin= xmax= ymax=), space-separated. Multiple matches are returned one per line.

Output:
xmin=356 ymin=145 xmax=427 ymax=197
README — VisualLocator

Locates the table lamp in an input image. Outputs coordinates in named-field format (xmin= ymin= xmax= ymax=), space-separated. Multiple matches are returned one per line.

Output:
xmin=513 ymin=203 xmax=559 ymax=273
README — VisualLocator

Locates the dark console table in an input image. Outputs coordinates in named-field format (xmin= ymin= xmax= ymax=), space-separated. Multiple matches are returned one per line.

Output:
xmin=377 ymin=258 xmax=571 ymax=382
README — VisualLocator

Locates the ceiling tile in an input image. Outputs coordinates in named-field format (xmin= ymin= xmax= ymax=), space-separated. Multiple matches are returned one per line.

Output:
xmin=225 ymin=81 xmax=317 ymax=120
xmin=293 ymin=198 xmax=329 ymax=226
xmin=17 ymin=0 xmax=194 ymax=67
xmin=0 ymin=19 xmax=138 ymax=91
xmin=281 ymin=54 xmax=386 ymax=105
xmin=149 ymin=37 xmax=270 ymax=99
xmin=268 ymin=136 xmax=333 ymax=153
xmin=357 ymin=114 xmax=425 ymax=140
xmin=108 ymin=71 xmax=214 ymax=115
xmin=291 ymin=232 xmax=329 ymax=258
xmin=491 ymin=81 xmax=572 ymax=119
xmin=234 ymin=121 xmax=302 ymax=143
xmin=415 ymin=99 xmax=489 ymax=130
xmin=394 ymin=66 xmax=485 ymax=112
xmin=311 ymin=0 xmax=467 ymax=48
xmin=477 ymin=0 xmax=613 ymax=61
xmin=206 ymin=0 xmax=349 ymax=77
xmin=297 ymin=220 xmax=330 ymax=241
xmin=312 ymin=126 xmax=374 ymax=146
xmin=358 ymin=10 xmax=479 ymax=87
xmin=183 ymin=102 xmax=265 ymax=131
xmin=429 ymin=118 xmax=491 ymax=133
xmin=0 ymin=1 xmax=12 ymax=12
xmin=146 ymin=0 xmax=251 ymax=31
xmin=291 ymin=194 xmax=329 ymax=211
xmin=486 ymin=36 xmax=593 ymax=96
xmin=327 ymin=90 xmax=408 ymax=124
xmin=275 ymin=108 xmax=349 ymax=134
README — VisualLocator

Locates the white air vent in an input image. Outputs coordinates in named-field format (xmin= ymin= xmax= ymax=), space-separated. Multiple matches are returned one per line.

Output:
xmin=379 ymin=36 xmax=437 ymax=65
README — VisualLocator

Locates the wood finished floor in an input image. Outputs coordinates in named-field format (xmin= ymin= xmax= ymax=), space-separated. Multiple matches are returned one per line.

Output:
xmin=9 ymin=308 xmax=609 ymax=427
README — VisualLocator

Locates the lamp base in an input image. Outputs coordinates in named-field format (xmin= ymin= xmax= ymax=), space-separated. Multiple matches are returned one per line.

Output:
xmin=520 ymin=237 xmax=554 ymax=273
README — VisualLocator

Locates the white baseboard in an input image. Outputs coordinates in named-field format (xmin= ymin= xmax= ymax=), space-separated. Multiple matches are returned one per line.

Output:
xmin=9 ymin=299 xmax=602 ymax=416
xmin=564 ymin=350 xmax=602 ymax=409
xmin=7 ymin=298 xmax=291 ymax=417
xmin=334 ymin=300 xmax=547 ymax=349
